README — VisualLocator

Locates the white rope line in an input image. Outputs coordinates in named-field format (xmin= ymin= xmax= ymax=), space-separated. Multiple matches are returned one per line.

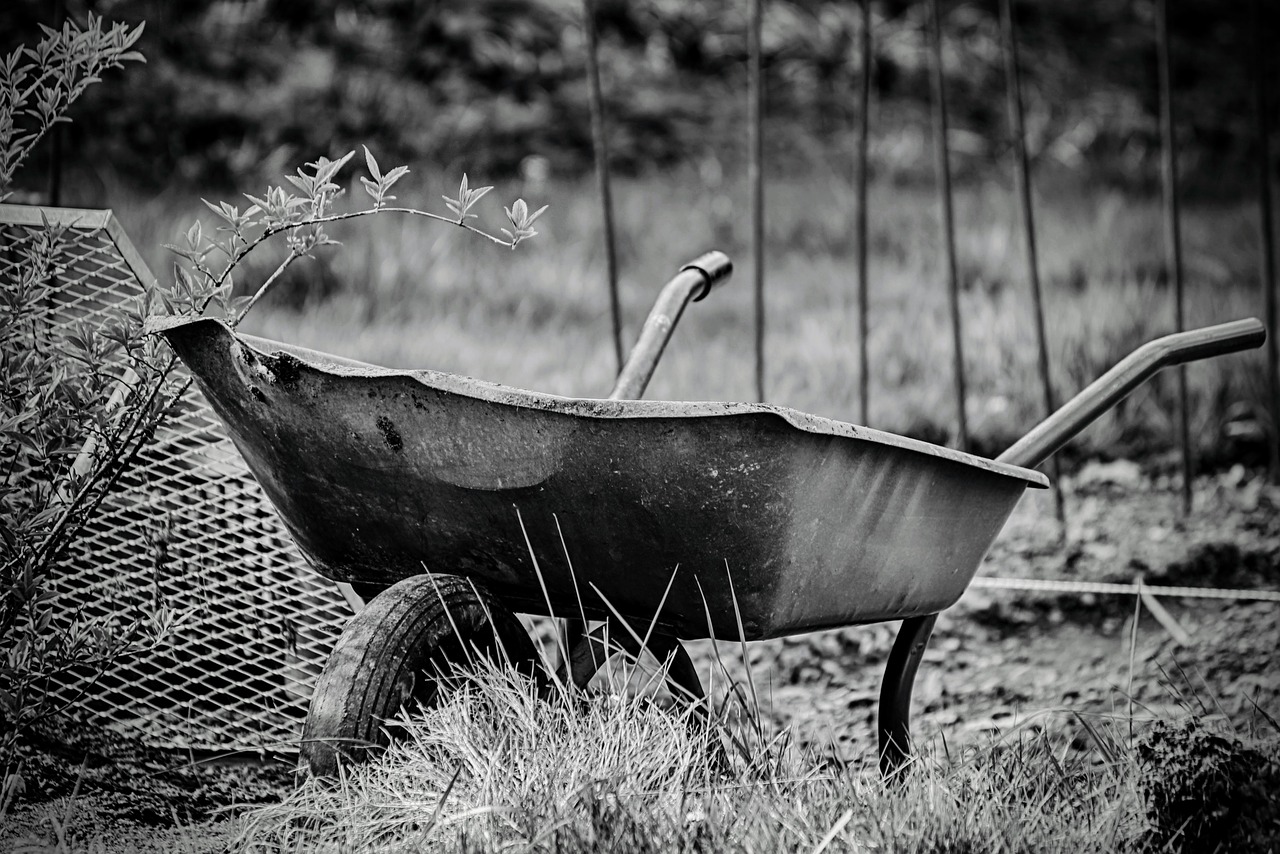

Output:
xmin=970 ymin=576 xmax=1280 ymax=602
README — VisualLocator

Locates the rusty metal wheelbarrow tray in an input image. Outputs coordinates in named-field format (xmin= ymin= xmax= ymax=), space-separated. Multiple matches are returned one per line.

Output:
xmin=152 ymin=313 xmax=1047 ymax=642
xmin=150 ymin=302 xmax=1268 ymax=647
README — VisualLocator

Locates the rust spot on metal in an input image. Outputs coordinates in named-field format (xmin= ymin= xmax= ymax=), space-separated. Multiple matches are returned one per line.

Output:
xmin=265 ymin=352 xmax=304 ymax=386
xmin=376 ymin=415 xmax=403 ymax=451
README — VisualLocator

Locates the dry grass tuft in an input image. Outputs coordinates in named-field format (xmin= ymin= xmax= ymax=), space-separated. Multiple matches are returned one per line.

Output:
xmin=233 ymin=658 xmax=1153 ymax=853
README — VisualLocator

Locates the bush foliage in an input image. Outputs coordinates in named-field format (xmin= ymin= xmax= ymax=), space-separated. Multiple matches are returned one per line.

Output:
xmin=2 ymin=0 xmax=1275 ymax=191
xmin=1 ymin=14 xmax=169 ymax=818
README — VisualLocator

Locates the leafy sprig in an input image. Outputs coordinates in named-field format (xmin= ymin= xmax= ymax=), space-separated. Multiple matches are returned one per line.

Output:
xmin=442 ymin=174 xmax=493 ymax=223
xmin=0 ymin=14 xmax=144 ymax=202
xmin=502 ymin=198 xmax=550 ymax=249
xmin=361 ymin=146 xmax=410 ymax=210
xmin=165 ymin=151 xmax=548 ymax=325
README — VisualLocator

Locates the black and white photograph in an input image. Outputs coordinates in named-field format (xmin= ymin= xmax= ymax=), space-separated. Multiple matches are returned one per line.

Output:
xmin=2 ymin=0 xmax=1278 ymax=850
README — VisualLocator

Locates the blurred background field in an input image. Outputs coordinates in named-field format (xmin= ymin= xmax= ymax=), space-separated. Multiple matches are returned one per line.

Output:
xmin=3 ymin=0 xmax=1276 ymax=468
xmin=106 ymin=172 xmax=1269 ymax=469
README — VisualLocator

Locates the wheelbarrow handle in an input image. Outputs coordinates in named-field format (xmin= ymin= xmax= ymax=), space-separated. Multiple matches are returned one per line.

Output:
xmin=998 ymin=317 xmax=1267 ymax=470
xmin=609 ymin=251 xmax=733 ymax=400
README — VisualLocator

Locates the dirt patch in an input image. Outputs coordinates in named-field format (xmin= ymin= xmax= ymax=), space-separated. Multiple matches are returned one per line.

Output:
xmin=2 ymin=714 xmax=292 ymax=852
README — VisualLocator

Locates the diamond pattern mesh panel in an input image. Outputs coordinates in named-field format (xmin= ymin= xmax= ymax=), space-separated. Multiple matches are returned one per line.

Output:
xmin=2 ymin=205 xmax=353 ymax=752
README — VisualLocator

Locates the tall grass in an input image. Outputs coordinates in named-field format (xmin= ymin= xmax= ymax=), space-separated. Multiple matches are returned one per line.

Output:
xmin=111 ymin=165 xmax=1271 ymax=466
xmin=233 ymin=659 xmax=1152 ymax=853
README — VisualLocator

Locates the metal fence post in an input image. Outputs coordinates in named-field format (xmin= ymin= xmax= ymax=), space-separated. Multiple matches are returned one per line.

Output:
xmin=1000 ymin=0 xmax=1065 ymax=529
xmin=1252 ymin=0 xmax=1280 ymax=482
xmin=749 ymin=0 xmax=766 ymax=402
xmin=582 ymin=0 xmax=623 ymax=373
xmin=1157 ymin=0 xmax=1193 ymax=514
xmin=928 ymin=0 xmax=969 ymax=450
xmin=856 ymin=0 xmax=873 ymax=425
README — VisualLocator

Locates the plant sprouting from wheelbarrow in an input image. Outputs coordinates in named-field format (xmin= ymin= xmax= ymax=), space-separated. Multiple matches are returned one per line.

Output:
xmin=165 ymin=147 xmax=548 ymax=325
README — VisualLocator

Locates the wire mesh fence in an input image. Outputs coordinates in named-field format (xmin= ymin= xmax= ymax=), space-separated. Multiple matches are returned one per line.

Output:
xmin=1 ymin=204 xmax=353 ymax=753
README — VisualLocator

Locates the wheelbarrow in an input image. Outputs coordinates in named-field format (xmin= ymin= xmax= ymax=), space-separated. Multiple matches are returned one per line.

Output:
xmin=148 ymin=251 xmax=1266 ymax=777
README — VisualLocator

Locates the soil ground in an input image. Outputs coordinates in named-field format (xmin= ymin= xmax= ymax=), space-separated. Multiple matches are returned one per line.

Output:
xmin=3 ymin=462 xmax=1278 ymax=853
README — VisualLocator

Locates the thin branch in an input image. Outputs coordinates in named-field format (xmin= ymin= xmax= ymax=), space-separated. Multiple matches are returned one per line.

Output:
xmin=209 ymin=206 xmax=514 ymax=297
xmin=33 ymin=355 xmax=178 ymax=567
xmin=231 ymin=247 xmax=300 ymax=326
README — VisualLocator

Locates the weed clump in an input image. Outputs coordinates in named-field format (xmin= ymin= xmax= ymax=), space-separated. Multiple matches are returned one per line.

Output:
xmin=1136 ymin=718 xmax=1280 ymax=853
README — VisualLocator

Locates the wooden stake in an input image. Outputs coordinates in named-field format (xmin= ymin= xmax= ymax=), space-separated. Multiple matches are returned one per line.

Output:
xmin=1001 ymin=0 xmax=1065 ymax=530
xmin=1139 ymin=589 xmax=1193 ymax=647
xmin=749 ymin=0 xmax=766 ymax=402
xmin=582 ymin=0 xmax=623 ymax=373
xmin=856 ymin=0 xmax=872 ymax=425
xmin=928 ymin=0 xmax=968 ymax=450
xmin=1157 ymin=0 xmax=1193 ymax=514
xmin=1253 ymin=0 xmax=1280 ymax=482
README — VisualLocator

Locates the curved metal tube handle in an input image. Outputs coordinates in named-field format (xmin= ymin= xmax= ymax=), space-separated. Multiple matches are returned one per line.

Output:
xmin=609 ymin=251 xmax=733 ymax=400
xmin=998 ymin=318 xmax=1267 ymax=470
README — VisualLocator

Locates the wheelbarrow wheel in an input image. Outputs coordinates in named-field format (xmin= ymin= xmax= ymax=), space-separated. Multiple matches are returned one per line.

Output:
xmin=302 ymin=573 xmax=544 ymax=777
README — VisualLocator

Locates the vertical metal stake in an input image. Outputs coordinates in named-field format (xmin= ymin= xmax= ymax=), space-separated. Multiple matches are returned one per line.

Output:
xmin=856 ymin=0 xmax=873 ymax=425
xmin=1001 ymin=0 xmax=1065 ymax=530
xmin=47 ymin=0 xmax=66 ymax=206
xmin=928 ymin=0 xmax=968 ymax=451
xmin=1253 ymin=0 xmax=1280 ymax=483
xmin=582 ymin=0 xmax=623 ymax=373
xmin=749 ymin=0 xmax=766 ymax=403
xmin=1157 ymin=0 xmax=1193 ymax=514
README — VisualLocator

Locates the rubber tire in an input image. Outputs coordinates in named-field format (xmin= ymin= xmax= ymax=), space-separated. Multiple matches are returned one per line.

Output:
xmin=302 ymin=573 xmax=543 ymax=777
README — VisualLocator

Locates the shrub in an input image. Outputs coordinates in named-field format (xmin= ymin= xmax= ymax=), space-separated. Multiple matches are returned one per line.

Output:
xmin=1137 ymin=718 xmax=1280 ymax=853
xmin=1 ymin=13 xmax=161 ymax=818
xmin=1 ymin=14 xmax=545 ymax=820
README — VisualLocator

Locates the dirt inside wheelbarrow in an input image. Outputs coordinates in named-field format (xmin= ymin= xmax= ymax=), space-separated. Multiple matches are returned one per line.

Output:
xmin=4 ymin=461 xmax=1279 ymax=852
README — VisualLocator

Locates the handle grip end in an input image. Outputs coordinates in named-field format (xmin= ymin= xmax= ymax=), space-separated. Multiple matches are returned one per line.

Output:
xmin=681 ymin=251 xmax=733 ymax=301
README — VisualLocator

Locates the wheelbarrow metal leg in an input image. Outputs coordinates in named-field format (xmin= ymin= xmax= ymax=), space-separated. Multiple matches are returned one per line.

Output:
xmin=558 ymin=617 xmax=602 ymax=687
xmin=878 ymin=613 xmax=938 ymax=776
xmin=646 ymin=634 xmax=706 ymax=703
xmin=561 ymin=620 xmax=704 ymax=703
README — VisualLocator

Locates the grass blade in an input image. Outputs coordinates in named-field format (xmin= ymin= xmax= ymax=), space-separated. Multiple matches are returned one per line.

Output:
xmin=810 ymin=807 xmax=854 ymax=854
xmin=555 ymin=512 xmax=601 ymax=682
xmin=516 ymin=507 xmax=569 ymax=676
xmin=724 ymin=560 xmax=763 ymax=746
